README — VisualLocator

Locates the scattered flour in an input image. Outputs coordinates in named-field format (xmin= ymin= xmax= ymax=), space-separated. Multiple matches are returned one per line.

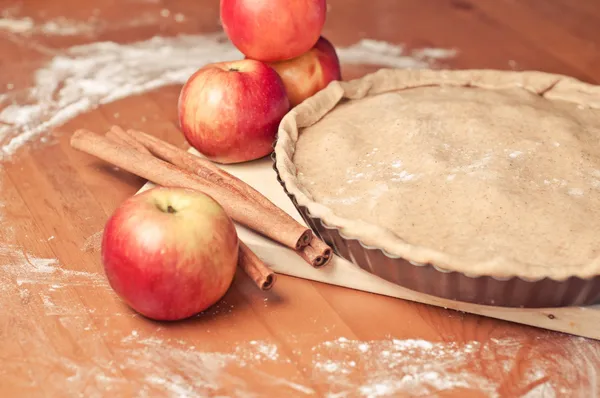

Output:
xmin=0 ymin=242 xmax=108 ymax=315
xmin=314 ymin=337 xmax=496 ymax=397
xmin=16 ymin=332 xmax=310 ymax=398
xmin=337 ymin=39 xmax=457 ymax=69
xmin=309 ymin=335 xmax=600 ymax=398
xmin=568 ymin=187 xmax=584 ymax=197
xmin=412 ymin=47 xmax=458 ymax=60
xmin=81 ymin=230 xmax=104 ymax=252
xmin=0 ymin=17 xmax=34 ymax=33
xmin=7 ymin=332 xmax=598 ymax=397
xmin=0 ymin=9 xmax=182 ymax=37
xmin=508 ymin=150 xmax=523 ymax=158
xmin=0 ymin=246 xmax=106 ymax=288
xmin=0 ymin=30 xmax=456 ymax=159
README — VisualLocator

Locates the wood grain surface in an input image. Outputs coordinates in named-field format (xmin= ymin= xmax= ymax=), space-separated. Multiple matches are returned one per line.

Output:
xmin=1 ymin=0 xmax=600 ymax=396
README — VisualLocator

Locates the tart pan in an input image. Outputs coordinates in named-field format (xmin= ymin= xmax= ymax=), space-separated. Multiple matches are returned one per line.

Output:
xmin=271 ymin=67 xmax=600 ymax=308
xmin=273 ymin=153 xmax=600 ymax=308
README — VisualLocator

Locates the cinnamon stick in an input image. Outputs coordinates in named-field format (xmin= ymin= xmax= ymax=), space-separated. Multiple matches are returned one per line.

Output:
xmin=71 ymin=129 xmax=310 ymax=253
xmin=127 ymin=129 xmax=331 ymax=268
xmin=125 ymin=128 xmax=313 ymax=251
xmin=238 ymin=241 xmax=276 ymax=290
xmin=299 ymin=239 xmax=333 ymax=268
xmin=104 ymin=128 xmax=130 ymax=148
xmin=108 ymin=125 xmax=152 ymax=155
xmin=123 ymin=127 xmax=332 ymax=268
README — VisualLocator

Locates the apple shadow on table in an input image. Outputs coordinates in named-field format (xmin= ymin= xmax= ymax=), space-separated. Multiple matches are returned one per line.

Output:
xmin=120 ymin=268 xmax=285 ymax=331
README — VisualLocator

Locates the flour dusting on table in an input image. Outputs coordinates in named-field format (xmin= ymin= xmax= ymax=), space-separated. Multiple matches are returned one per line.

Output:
xmin=0 ymin=245 xmax=108 ymax=290
xmin=310 ymin=334 xmax=599 ymax=397
xmin=10 ymin=328 xmax=598 ymax=397
xmin=313 ymin=337 xmax=497 ymax=396
xmin=81 ymin=230 xmax=104 ymax=252
xmin=0 ymin=7 xmax=181 ymax=37
xmin=0 ymin=15 xmax=158 ymax=36
xmin=0 ymin=27 xmax=456 ymax=159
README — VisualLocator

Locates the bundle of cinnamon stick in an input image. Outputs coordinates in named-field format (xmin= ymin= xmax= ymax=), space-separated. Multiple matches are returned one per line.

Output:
xmin=70 ymin=126 xmax=332 ymax=291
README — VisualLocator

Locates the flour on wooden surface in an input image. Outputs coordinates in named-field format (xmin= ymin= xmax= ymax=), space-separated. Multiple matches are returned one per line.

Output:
xmin=0 ymin=245 xmax=107 ymax=289
xmin=338 ymin=39 xmax=457 ymax=69
xmin=0 ymin=190 xmax=106 ymax=296
xmin=81 ymin=230 xmax=104 ymax=252
xmin=0 ymin=8 xmax=181 ymax=37
xmin=310 ymin=335 xmax=599 ymax=398
xmin=23 ymin=328 xmax=312 ymax=398
xmin=0 ymin=28 xmax=456 ymax=159
xmin=9 ymin=329 xmax=599 ymax=397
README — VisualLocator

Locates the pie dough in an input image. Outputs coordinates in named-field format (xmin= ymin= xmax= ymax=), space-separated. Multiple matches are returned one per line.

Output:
xmin=275 ymin=69 xmax=600 ymax=280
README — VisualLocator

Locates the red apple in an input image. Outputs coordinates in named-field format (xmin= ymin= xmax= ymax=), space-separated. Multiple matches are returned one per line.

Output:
xmin=178 ymin=59 xmax=290 ymax=164
xmin=220 ymin=0 xmax=327 ymax=62
xmin=101 ymin=187 xmax=239 ymax=321
xmin=268 ymin=36 xmax=341 ymax=107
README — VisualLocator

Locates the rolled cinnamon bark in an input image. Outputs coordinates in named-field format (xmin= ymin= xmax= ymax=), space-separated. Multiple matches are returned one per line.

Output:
xmin=71 ymin=129 xmax=310 ymax=253
xmin=238 ymin=241 xmax=276 ymax=290
xmin=299 ymin=239 xmax=332 ymax=268
xmin=124 ymin=127 xmax=332 ymax=268
xmin=108 ymin=126 xmax=151 ymax=155
xmin=125 ymin=128 xmax=313 ymax=251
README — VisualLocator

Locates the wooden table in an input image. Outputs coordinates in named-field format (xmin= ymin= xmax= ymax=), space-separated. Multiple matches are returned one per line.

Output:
xmin=1 ymin=0 xmax=600 ymax=396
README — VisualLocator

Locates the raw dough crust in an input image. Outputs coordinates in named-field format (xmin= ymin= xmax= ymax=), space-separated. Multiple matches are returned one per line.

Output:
xmin=275 ymin=69 xmax=600 ymax=280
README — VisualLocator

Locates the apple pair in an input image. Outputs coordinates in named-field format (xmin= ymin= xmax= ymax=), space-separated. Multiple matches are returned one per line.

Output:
xmin=219 ymin=0 xmax=339 ymax=108
xmin=178 ymin=37 xmax=341 ymax=164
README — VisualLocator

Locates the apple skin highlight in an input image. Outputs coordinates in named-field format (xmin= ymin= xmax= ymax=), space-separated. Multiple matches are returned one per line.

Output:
xmin=101 ymin=187 xmax=239 ymax=321
xmin=178 ymin=59 xmax=290 ymax=164
xmin=220 ymin=0 xmax=327 ymax=62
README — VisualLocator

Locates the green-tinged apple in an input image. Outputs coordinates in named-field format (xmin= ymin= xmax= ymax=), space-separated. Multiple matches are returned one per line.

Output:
xmin=178 ymin=59 xmax=290 ymax=164
xmin=220 ymin=0 xmax=327 ymax=62
xmin=101 ymin=187 xmax=239 ymax=321
xmin=268 ymin=36 xmax=341 ymax=107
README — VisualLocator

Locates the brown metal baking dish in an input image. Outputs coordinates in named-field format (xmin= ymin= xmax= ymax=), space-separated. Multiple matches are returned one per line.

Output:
xmin=271 ymin=68 xmax=600 ymax=308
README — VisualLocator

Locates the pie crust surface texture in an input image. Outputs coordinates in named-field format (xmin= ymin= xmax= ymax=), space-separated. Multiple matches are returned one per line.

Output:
xmin=275 ymin=69 xmax=600 ymax=280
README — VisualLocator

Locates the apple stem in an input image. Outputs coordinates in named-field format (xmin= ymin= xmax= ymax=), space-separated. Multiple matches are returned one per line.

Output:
xmin=167 ymin=205 xmax=176 ymax=213
xmin=228 ymin=67 xmax=240 ymax=72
